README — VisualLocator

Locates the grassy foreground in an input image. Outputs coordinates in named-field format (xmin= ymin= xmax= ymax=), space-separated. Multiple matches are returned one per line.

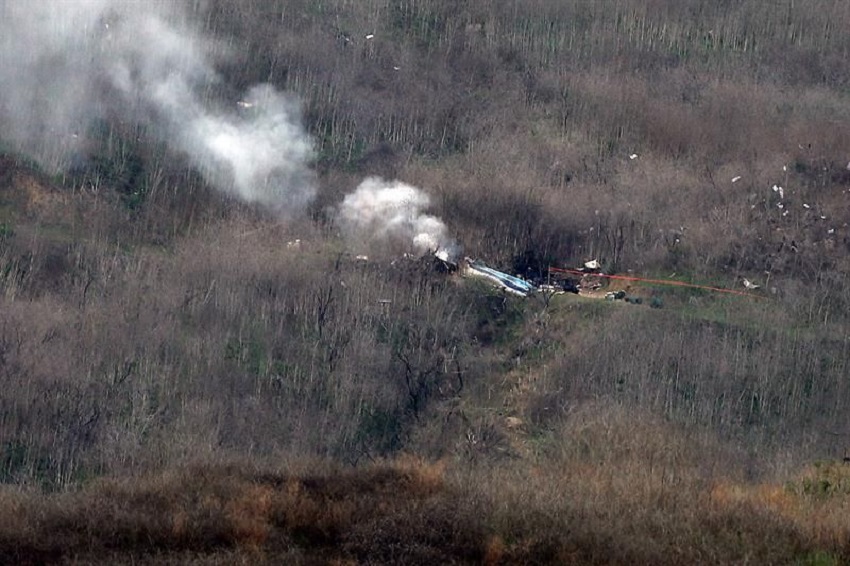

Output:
xmin=1 ymin=406 xmax=848 ymax=565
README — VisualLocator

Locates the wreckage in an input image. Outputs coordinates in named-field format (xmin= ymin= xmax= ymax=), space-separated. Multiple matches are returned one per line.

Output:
xmin=455 ymin=255 xmax=750 ymax=303
xmin=355 ymin=251 xmax=585 ymax=299
xmin=463 ymin=258 xmax=537 ymax=297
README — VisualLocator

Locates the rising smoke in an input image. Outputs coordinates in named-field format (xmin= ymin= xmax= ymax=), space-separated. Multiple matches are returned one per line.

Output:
xmin=0 ymin=0 xmax=453 ymax=253
xmin=338 ymin=177 xmax=458 ymax=259
xmin=0 ymin=0 xmax=315 ymax=213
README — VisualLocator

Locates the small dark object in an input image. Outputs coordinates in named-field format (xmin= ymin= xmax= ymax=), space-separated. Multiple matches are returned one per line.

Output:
xmin=561 ymin=278 xmax=580 ymax=294
xmin=625 ymin=296 xmax=643 ymax=305
xmin=433 ymin=256 xmax=458 ymax=274
xmin=650 ymin=296 xmax=663 ymax=309
xmin=614 ymin=290 xmax=626 ymax=300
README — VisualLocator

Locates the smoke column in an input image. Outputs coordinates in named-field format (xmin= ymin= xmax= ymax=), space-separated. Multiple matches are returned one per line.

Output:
xmin=0 ymin=1 xmax=454 ymax=251
xmin=338 ymin=177 xmax=458 ymax=259
xmin=0 ymin=0 xmax=315 ymax=213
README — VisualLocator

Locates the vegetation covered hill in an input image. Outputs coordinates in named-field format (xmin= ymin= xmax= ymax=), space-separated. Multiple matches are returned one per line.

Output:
xmin=1 ymin=0 xmax=849 ymax=563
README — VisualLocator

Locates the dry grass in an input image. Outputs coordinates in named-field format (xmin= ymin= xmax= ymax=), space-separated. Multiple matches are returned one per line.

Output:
xmin=0 ymin=457 xmax=475 ymax=565
xmin=0 ymin=410 xmax=847 ymax=564
xmin=457 ymin=404 xmax=850 ymax=564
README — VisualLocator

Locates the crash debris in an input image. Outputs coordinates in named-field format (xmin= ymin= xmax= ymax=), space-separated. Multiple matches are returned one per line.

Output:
xmin=463 ymin=258 xmax=536 ymax=297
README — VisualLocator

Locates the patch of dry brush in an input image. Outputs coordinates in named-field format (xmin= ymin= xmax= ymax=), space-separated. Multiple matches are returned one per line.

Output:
xmin=0 ymin=413 xmax=848 ymax=565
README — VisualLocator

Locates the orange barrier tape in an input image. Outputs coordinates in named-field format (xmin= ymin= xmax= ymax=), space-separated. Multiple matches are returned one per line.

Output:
xmin=548 ymin=267 xmax=766 ymax=299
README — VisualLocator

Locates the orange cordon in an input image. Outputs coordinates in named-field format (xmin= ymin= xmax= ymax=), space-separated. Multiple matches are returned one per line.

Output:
xmin=548 ymin=267 xmax=767 ymax=299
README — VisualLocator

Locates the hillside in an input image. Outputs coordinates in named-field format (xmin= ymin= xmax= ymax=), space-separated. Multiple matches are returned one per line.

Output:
xmin=1 ymin=0 xmax=849 ymax=563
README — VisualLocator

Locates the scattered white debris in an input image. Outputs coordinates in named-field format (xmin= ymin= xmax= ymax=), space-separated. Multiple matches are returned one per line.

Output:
xmin=772 ymin=185 xmax=784 ymax=199
xmin=236 ymin=101 xmax=254 ymax=108
xmin=820 ymin=215 xmax=827 ymax=220
xmin=731 ymin=176 xmax=742 ymax=183
xmin=777 ymin=203 xmax=784 ymax=209
xmin=846 ymin=161 xmax=850 ymax=170
xmin=782 ymin=165 xmax=787 ymax=172
xmin=803 ymin=203 xmax=810 ymax=209
xmin=286 ymin=239 xmax=301 ymax=249
xmin=365 ymin=34 xmax=374 ymax=39
xmin=629 ymin=153 xmax=638 ymax=160
xmin=393 ymin=66 xmax=401 ymax=71
xmin=783 ymin=210 xmax=789 ymax=217
xmin=742 ymin=279 xmax=760 ymax=290
xmin=537 ymin=284 xmax=564 ymax=295
xmin=583 ymin=259 xmax=600 ymax=270
xmin=355 ymin=254 xmax=369 ymax=262
xmin=828 ymin=228 xmax=835 ymax=234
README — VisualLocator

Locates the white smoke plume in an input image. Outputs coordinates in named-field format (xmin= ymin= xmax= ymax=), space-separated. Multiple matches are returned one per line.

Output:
xmin=0 ymin=0 xmax=314 ymax=213
xmin=0 ymin=1 xmax=457 ymax=251
xmin=338 ymin=177 xmax=458 ymax=259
